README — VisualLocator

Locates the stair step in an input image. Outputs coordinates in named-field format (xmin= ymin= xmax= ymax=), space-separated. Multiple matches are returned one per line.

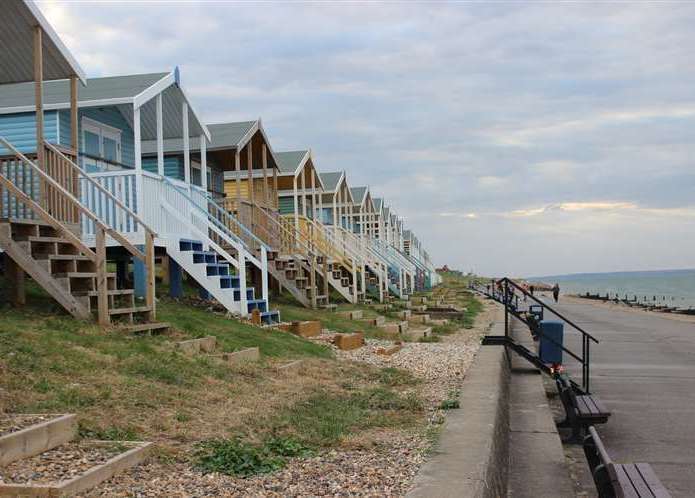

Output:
xmin=192 ymin=251 xmax=217 ymax=264
xmin=53 ymin=272 xmax=116 ymax=279
xmin=109 ymin=306 xmax=151 ymax=316
xmin=76 ymin=289 xmax=135 ymax=297
xmin=119 ymin=322 xmax=170 ymax=334
xmin=45 ymin=254 xmax=92 ymax=261
xmin=23 ymin=235 xmax=70 ymax=244
xmin=179 ymin=239 xmax=203 ymax=252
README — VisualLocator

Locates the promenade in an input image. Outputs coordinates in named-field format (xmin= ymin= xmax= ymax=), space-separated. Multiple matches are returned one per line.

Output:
xmin=544 ymin=297 xmax=695 ymax=497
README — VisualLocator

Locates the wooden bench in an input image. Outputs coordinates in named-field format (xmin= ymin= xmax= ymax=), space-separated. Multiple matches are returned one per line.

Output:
xmin=556 ymin=374 xmax=611 ymax=442
xmin=584 ymin=426 xmax=671 ymax=497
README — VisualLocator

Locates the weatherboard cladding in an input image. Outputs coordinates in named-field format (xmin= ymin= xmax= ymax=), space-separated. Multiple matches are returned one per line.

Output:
xmin=0 ymin=111 xmax=58 ymax=154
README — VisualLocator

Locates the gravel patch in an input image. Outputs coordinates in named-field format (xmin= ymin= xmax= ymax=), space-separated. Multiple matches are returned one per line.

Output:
xmin=0 ymin=414 xmax=55 ymax=437
xmin=0 ymin=442 xmax=124 ymax=484
xmin=82 ymin=433 xmax=426 ymax=498
xmin=77 ymin=298 xmax=499 ymax=497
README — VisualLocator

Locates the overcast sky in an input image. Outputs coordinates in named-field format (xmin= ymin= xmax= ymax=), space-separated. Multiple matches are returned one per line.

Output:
xmin=38 ymin=1 xmax=695 ymax=277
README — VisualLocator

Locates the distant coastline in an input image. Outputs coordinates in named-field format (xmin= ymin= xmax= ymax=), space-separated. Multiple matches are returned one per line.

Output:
xmin=527 ymin=268 xmax=695 ymax=309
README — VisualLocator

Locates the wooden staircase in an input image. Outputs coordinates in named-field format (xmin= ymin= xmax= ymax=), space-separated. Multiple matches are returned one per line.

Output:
xmin=0 ymin=138 xmax=166 ymax=333
xmin=0 ymin=218 xmax=165 ymax=333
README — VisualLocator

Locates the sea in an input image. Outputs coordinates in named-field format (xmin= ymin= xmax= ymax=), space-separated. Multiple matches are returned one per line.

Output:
xmin=527 ymin=269 xmax=695 ymax=309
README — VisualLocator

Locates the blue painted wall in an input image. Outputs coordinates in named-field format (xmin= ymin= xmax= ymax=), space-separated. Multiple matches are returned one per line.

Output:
xmin=0 ymin=111 xmax=59 ymax=155
xmin=142 ymin=155 xmax=184 ymax=179
xmin=59 ymin=107 xmax=135 ymax=168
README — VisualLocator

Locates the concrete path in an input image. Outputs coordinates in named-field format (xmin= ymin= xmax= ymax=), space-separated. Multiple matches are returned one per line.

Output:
xmin=541 ymin=297 xmax=695 ymax=497
xmin=507 ymin=319 xmax=575 ymax=498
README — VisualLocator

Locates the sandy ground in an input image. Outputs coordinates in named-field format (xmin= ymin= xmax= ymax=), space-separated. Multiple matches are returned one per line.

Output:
xmin=563 ymin=294 xmax=695 ymax=325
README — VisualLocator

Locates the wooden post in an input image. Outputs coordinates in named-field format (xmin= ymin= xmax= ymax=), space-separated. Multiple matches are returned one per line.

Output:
xmin=145 ymin=230 xmax=156 ymax=320
xmin=156 ymin=94 xmax=164 ymax=176
xmin=292 ymin=175 xmax=299 ymax=230
xmin=272 ymin=162 xmax=278 ymax=209
xmin=96 ymin=226 xmax=109 ymax=326
xmin=310 ymin=254 xmax=317 ymax=309
xmin=69 ymin=76 xmax=79 ymax=221
xmin=34 ymin=27 xmax=45 ymax=206
xmin=235 ymin=150 xmax=241 ymax=213
xmin=262 ymin=143 xmax=268 ymax=208
xmin=6 ymin=255 xmax=26 ymax=307
xmin=322 ymin=254 xmax=329 ymax=300
xmin=310 ymin=167 xmax=317 ymax=221
xmin=300 ymin=168 xmax=307 ymax=218
xmin=200 ymin=134 xmax=207 ymax=192
xmin=133 ymin=105 xmax=144 ymax=223
xmin=182 ymin=102 xmax=190 ymax=185
xmin=247 ymin=142 xmax=254 ymax=232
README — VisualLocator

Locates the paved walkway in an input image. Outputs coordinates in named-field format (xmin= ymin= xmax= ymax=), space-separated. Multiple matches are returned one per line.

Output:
xmin=542 ymin=297 xmax=695 ymax=497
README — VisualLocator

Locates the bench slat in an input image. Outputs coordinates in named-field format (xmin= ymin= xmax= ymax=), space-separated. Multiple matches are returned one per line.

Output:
xmin=612 ymin=464 xmax=640 ymax=498
xmin=635 ymin=463 xmax=672 ymax=497
xmin=623 ymin=464 xmax=655 ymax=497
xmin=591 ymin=395 xmax=611 ymax=415
xmin=576 ymin=396 xmax=593 ymax=416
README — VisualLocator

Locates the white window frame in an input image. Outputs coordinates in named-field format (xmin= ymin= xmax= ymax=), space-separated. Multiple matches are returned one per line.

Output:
xmin=81 ymin=116 xmax=122 ymax=163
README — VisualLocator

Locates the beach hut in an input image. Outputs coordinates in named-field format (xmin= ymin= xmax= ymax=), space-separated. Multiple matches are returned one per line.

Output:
xmin=0 ymin=1 xmax=174 ymax=329
xmin=0 ymin=71 xmax=281 ymax=324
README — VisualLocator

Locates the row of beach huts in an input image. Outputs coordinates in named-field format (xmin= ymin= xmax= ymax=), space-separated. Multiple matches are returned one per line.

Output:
xmin=0 ymin=0 xmax=440 ymax=331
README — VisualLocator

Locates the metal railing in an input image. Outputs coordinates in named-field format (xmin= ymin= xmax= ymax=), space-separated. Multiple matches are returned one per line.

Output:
xmin=475 ymin=277 xmax=599 ymax=393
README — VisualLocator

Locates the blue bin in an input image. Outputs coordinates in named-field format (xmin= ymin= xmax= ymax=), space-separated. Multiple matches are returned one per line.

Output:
xmin=538 ymin=320 xmax=563 ymax=364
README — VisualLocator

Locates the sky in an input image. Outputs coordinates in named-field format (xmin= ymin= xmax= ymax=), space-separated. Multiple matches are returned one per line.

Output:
xmin=37 ymin=1 xmax=695 ymax=277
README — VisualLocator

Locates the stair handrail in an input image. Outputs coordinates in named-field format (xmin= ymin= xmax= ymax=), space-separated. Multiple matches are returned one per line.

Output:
xmin=0 ymin=137 xmax=156 ymax=324
xmin=202 ymin=190 xmax=271 ymax=252
xmin=161 ymin=176 xmax=261 ymax=257
xmin=503 ymin=277 xmax=599 ymax=343
xmin=479 ymin=277 xmax=597 ymax=393
xmin=42 ymin=141 xmax=157 ymax=261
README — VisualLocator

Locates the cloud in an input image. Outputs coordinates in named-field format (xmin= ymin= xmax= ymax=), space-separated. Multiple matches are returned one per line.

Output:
xmin=35 ymin=1 xmax=695 ymax=276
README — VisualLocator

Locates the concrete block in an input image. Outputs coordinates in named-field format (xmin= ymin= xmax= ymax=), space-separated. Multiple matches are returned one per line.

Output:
xmin=198 ymin=336 xmax=217 ymax=353
xmin=411 ymin=296 xmax=428 ymax=304
xmin=334 ymin=332 xmax=364 ymax=350
xmin=397 ymin=310 xmax=412 ymax=320
xmin=361 ymin=316 xmax=386 ymax=327
xmin=408 ymin=314 xmax=430 ymax=324
xmin=370 ymin=304 xmax=392 ymax=311
xmin=338 ymin=310 xmax=363 ymax=320
xmin=403 ymin=327 xmax=431 ymax=341
xmin=412 ymin=305 xmax=427 ymax=312
xmin=376 ymin=344 xmax=402 ymax=356
xmin=176 ymin=336 xmax=216 ymax=355
xmin=278 ymin=321 xmax=321 ymax=337
xmin=429 ymin=318 xmax=449 ymax=326
xmin=379 ymin=323 xmax=401 ymax=337
xmin=176 ymin=339 xmax=201 ymax=355
xmin=215 ymin=347 xmax=260 ymax=365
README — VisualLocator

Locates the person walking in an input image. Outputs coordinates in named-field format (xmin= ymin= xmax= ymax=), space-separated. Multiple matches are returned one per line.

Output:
xmin=552 ymin=283 xmax=560 ymax=303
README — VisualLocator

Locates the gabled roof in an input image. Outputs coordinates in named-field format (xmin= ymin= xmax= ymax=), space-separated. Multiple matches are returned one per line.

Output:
xmin=0 ymin=72 xmax=167 ymax=110
xmin=142 ymin=119 xmax=277 ymax=169
xmin=1 ymin=0 xmax=86 ymax=85
xmin=0 ymin=70 xmax=209 ymax=140
xmin=350 ymin=187 xmax=368 ymax=205
xmin=373 ymin=198 xmax=383 ymax=211
xmin=276 ymin=150 xmax=309 ymax=175
xmin=319 ymin=171 xmax=343 ymax=192
xmin=206 ymin=121 xmax=257 ymax=150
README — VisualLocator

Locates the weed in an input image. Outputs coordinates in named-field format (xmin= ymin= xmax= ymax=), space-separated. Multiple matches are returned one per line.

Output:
xmin=193 ymin=436 xmax=311 ymax=477
xmin=79 ymin=423 xmax=140 ymax=441
xmin=377 ymin=367 xmax=419 ymax=387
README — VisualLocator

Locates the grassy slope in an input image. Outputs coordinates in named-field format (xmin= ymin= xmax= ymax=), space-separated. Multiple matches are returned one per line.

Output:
xmin=0 ymin=281 xmax=432 ymax=471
